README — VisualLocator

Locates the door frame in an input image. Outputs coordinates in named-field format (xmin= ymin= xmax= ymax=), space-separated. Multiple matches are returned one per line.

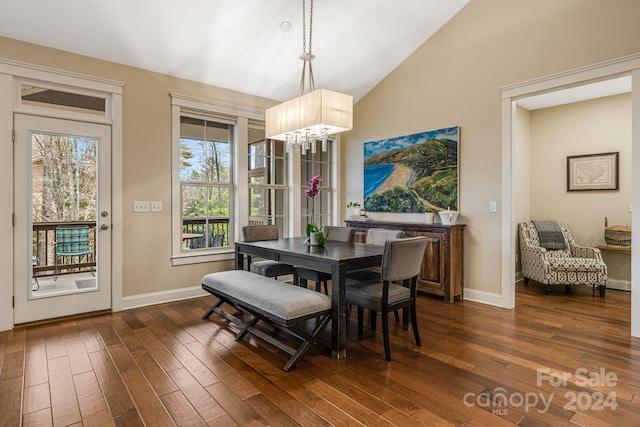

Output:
xmin=14 ymin=115 xmax=112 ymax=323
xmin=0 ymin=57 xmax=123 ymax=330
xmin=501 ymin=53 xmax=640 ymax=337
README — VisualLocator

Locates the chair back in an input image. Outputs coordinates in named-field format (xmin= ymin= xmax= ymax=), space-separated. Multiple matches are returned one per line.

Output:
xmin=212 ymin=232 xmax=225 ymax=246
xmin=242 ymin=224 xmax=279 ymax=242
xmin=519 ymin=221 xmax=571 ymax=255
xmin=366 ymin=228 xmax=404 ymax=246
xmin=381 ymin=237 xmax=428 ymax=282
xmin=324 ymin=226 xmax=355 ymax=243
xmin=56 ymin=226 xmax=92 ymax=256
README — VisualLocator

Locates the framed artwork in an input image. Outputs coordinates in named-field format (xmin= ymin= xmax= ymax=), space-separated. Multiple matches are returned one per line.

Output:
xmin=567 ymin=152 xmax=619 ymax=191
xmin=363 ymin=126 xmax=459 ymax=213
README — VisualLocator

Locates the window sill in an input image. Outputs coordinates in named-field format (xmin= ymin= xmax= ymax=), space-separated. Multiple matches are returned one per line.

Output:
xmin=171 ymin=249 xmax=235 ymax=266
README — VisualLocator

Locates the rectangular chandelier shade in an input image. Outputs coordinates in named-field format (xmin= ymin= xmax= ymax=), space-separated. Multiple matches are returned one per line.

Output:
xmin=265 ymin=88 xmax=353 ymax=141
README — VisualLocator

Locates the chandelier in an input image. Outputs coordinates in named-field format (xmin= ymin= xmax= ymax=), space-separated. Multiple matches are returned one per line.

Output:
xmin=265 ymin=0 xmax=353 ymax=154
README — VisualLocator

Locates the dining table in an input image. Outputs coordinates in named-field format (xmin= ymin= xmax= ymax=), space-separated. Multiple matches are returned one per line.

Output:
xmin=235 ymin=236 xmax=384 ymax=359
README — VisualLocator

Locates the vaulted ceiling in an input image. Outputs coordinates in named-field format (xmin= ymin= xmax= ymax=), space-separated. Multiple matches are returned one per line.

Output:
xmin=0 ymin=0 xmax=471 ymax=103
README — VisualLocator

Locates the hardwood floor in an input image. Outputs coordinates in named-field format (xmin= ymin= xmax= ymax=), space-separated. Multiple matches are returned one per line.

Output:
xmin=1 ymin=282 xmax=639 ymax=426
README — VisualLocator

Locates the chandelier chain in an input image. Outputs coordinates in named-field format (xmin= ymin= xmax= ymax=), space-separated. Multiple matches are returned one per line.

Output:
xmin=299 ymin=0 xmax=315 ymax=96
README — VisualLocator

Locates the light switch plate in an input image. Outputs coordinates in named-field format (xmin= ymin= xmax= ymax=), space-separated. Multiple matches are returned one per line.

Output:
xmin=133 ymin=201 xmax=150 ymax=212
xmin=151 ymin=201 xmax=163 ymax=212
xmin=490 ymin=201 xmax=497 ymax=213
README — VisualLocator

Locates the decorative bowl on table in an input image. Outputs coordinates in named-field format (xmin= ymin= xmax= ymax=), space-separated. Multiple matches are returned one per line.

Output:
xmin=438 ymin=209 xmax=459 ymax=225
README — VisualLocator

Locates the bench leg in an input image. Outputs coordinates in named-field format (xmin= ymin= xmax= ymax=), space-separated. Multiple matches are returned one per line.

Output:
xmin=283 ymin=312 xmax=331 ymax=371
xmin=202 ymin=299 xmax=224 ymax=320
xmin=236 ymin=314 xmax=260 ymax=341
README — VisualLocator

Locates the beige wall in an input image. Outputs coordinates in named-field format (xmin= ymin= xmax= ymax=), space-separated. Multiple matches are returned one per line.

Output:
xmin=0 ymin=36 xmax=278 ymax=297
xmin=3 ymin=0 xmax=640 ymax=303
xmin=343 ymin=0 xmax=640 ymax=295
xmin=529 ymin=94 xmax=632 ymax=284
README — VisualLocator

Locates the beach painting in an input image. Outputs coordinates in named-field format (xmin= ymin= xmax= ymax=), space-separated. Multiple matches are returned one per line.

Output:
xmin=363 ymin=126 xmax=459 ymax=213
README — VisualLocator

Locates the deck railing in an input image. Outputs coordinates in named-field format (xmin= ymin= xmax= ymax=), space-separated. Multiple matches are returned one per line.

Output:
xmin=33 ymin=218 xmax=236 ymax=277
xmin=182 ymin=218 xmax=230 ymax=249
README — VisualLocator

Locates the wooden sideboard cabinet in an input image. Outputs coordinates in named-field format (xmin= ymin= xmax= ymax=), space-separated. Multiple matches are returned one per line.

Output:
xmin=345 ymin=220 xmax=464 ymax=303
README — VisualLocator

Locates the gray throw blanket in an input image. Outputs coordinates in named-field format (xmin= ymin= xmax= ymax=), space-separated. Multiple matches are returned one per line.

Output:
xmin=532 ymin=220 xmax=567 ymax=250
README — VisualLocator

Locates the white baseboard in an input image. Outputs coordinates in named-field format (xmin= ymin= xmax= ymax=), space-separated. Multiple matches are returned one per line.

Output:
xmin=119 ymin=278 xmax=630 ymax=315
xmin=607 ymin=279 xmax=631 ymax=292
xmin=120 ymin=285 xmax=209 ymax=311
xmin=463 ymin=287 xmax=505 ymax=307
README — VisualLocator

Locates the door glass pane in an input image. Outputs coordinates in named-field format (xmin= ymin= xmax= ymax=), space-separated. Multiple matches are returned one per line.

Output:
xmin=32 ymin=133 xmax=97 ymax=296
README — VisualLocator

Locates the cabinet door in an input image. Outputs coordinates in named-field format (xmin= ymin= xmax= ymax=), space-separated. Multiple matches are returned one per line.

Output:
xmin=416 ymin=232 xmax=445 ymax=295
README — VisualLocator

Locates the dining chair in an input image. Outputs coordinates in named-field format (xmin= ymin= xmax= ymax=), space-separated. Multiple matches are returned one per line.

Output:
xmin=346 ymin=236 xmax=428 ymax=361
xmin=345 ymin=228 xmax=405 ymax=284
xmin=345 ymin=228 xmax=406 ymax=323
xmin=242 ymin=225 xmax=295 ymax=279
xmin=212 ymin=231 xmax=226 ymax=247
xmin=294 ymin=226 xmax=355 ymax=293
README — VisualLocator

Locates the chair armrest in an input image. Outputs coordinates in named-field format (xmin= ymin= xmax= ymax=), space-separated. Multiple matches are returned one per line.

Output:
xmin=521 ymin=244 xmax=548 ymax=257
xmin=572 ymin=245 xmax=603 ymax=260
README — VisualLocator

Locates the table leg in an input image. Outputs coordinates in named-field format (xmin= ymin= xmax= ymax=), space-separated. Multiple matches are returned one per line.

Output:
xmin=331 ymin=263 xmax=347 ymax=359
xmin=235 ymin=246 xmax=245 ymax=270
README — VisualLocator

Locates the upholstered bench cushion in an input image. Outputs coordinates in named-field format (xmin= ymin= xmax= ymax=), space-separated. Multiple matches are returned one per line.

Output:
xmin=202 ymin=270 xmax=330 ymax=321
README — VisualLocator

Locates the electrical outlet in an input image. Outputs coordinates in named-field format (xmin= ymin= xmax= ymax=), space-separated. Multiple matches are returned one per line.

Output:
xmin=490 ymin=201 xmax=497 ymax=213
xmin=151 ymin=201 xmax=163 ymax=212
xmin=133 ymin=201 xmax=150 ymax=212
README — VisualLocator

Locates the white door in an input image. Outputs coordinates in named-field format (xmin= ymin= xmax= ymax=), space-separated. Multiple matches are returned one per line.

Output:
xmin=14 ymin=114 xmax=111 ymax=323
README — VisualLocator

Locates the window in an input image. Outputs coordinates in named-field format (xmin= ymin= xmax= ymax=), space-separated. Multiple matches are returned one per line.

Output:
xmin=179 ymin=115 xmax=233 ymax=252
xmin=170 ymin=94 xmax=341 ymax=264
xmin=248 ymin=126 xmax=288 ymax=234
xmin=301 ymin=141 xmax=332 ymax=234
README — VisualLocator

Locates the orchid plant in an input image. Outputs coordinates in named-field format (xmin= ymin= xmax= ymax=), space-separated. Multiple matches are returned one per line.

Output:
xmin=305 ymin=175 xmax=324 ymax=241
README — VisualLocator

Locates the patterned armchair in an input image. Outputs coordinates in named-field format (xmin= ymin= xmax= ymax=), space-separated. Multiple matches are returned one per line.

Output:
xmin=519 ymin=221 xmax=607 ymax=296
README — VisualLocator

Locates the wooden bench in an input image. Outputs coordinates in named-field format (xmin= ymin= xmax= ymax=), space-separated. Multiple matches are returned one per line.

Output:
xmin=201 ymin=270 xmax=332 ymax=371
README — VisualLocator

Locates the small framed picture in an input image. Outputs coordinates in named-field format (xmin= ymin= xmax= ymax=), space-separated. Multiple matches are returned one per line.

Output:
xmin=567 ymin=152 xmax=619 ymax=191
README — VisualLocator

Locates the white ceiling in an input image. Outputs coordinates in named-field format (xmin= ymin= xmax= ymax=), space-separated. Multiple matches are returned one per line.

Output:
xmin=0 ymin=0 xmax=471 ymax=103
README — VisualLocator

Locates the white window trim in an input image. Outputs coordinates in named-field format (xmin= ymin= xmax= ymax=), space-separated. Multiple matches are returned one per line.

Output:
xmin=170 ymin=93 xmax=263 ymax=265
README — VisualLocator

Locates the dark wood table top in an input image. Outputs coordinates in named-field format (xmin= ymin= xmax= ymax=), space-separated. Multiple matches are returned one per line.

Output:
xmin=236 ymin=237 xmax=384 ymax=263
